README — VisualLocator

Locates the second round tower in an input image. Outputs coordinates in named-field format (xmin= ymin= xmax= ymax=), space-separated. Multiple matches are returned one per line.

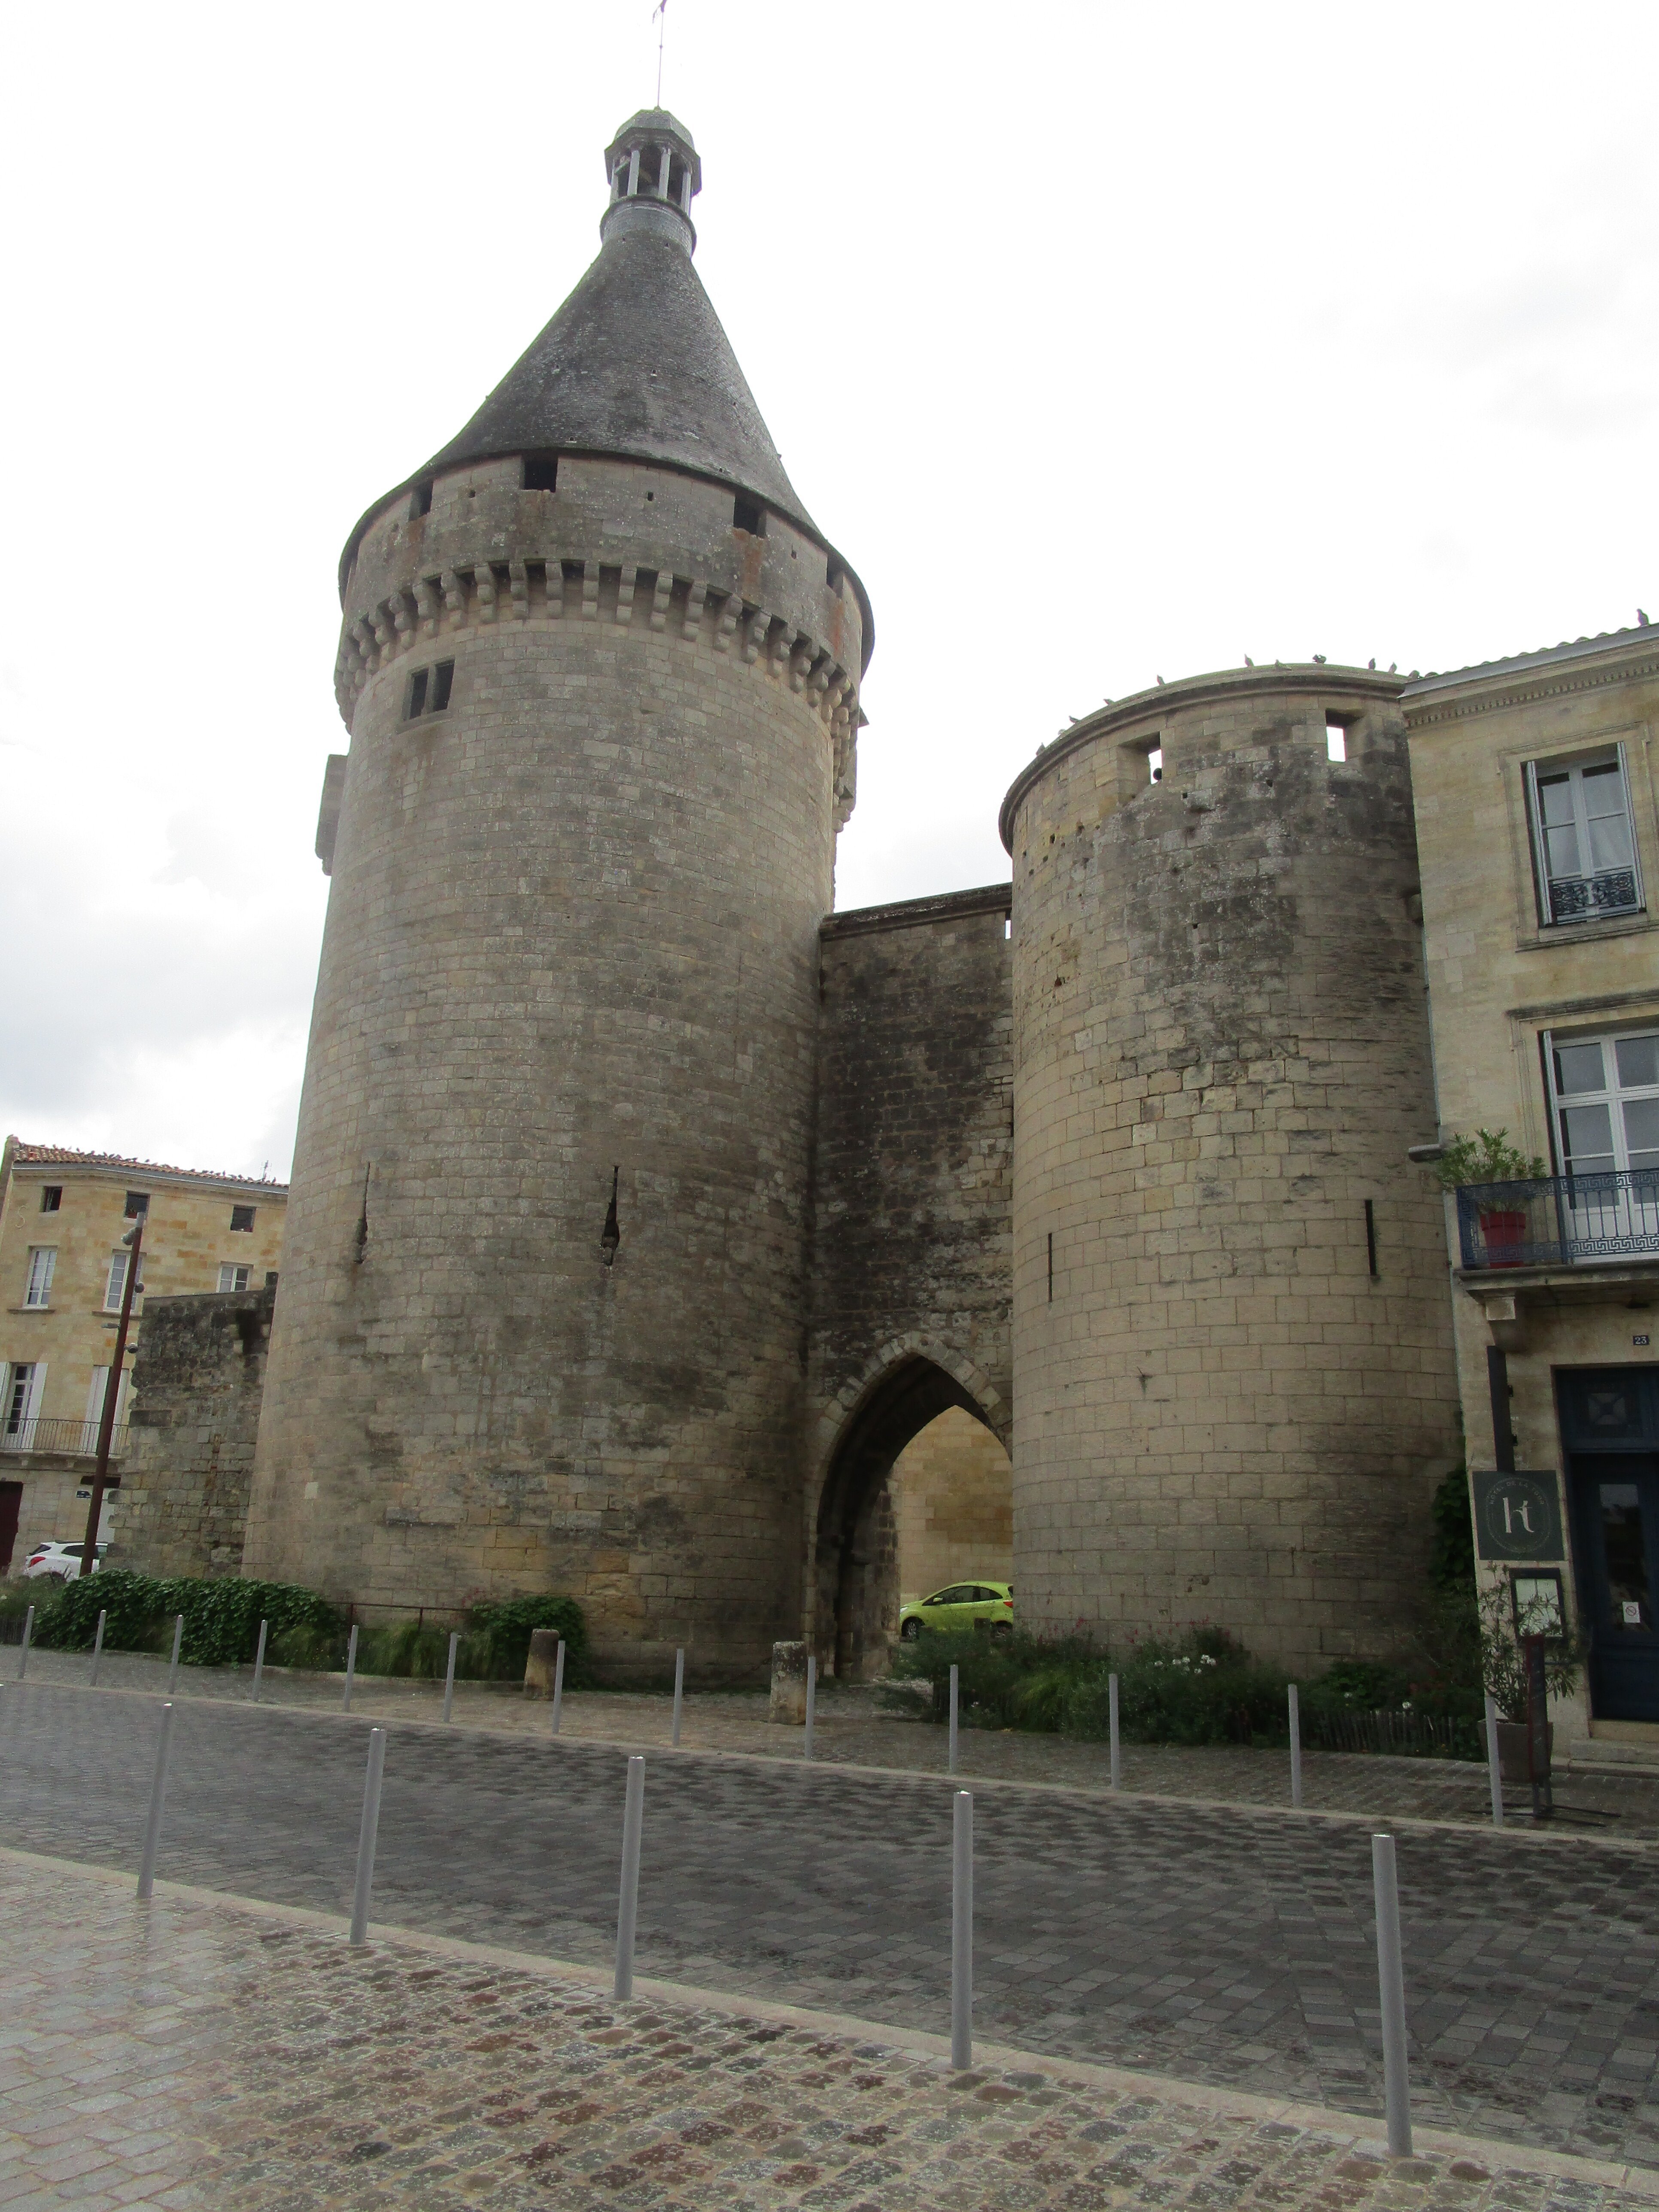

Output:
xmin=1000 ymin=668 xmax=1461 ymax=1673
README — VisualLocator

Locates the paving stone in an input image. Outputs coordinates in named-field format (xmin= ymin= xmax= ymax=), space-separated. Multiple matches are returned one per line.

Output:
xmin=3 ymin=1675 xmax=1659 ymax=2172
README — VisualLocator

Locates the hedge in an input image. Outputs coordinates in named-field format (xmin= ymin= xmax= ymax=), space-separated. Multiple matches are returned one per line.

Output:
xmin=26 ymin=1572 xmax=589 ymax=1684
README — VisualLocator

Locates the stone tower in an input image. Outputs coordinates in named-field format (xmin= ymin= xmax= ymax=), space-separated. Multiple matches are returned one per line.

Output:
xmin=243 ymin=112 xmax=870 ymax=1677
xmin=1000 ymin=668 xmax=1460 ymax=1672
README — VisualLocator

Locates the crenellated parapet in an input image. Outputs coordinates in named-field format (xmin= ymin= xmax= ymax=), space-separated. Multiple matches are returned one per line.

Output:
xmin=335 ymin=448 xmax=866 ymax=828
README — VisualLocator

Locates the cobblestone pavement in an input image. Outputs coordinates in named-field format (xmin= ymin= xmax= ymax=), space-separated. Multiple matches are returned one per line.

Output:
xmin=3 ymin=1680 xmax=1658 ymax=2172
xmin=12 ymin=1644 xmax=1659 ymax=1832
xmin=4 ymin=1850 xmax=1656 ymax=2212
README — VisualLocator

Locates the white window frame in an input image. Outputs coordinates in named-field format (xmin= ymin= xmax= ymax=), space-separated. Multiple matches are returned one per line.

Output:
xmin=3 ymin=1361 xmax=46 ymax=1442
xmin=1543 ymin=1024 xmax=1659 ymax=1174
xmin=104 ymin=1250 xmax=130 ymax=1312
xmin=23 ymin=1246 xmax=56 ymax=1309
xmin=217 ymin=1263 xmax=252 ymax=1293
xmin=1525 ymin=743 xmax=1644 ymax=928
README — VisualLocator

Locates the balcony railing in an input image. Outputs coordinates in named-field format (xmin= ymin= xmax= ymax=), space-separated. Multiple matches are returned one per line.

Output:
xmin=0 ymin=1417 xmax=130 ymax=1458
xmin=1457 ymin=1171 xmax=1659 ymax=1270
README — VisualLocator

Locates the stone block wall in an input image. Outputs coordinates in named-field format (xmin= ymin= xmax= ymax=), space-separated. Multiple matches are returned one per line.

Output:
xmin=806 ymin=884 xmax=1015 ymax=1668
xmin=108 ymin=1287 xmax=275 ymax=1580
xmin=1003 ymin=668 xmax=1462 ymax=1673
xmin=891 ymin=1406 xmax=1013 ymax=1601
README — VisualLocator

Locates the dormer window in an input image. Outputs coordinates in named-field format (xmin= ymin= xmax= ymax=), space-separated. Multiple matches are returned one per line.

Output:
xmin=409 ymin=482 xmax=432 ymax=521
xmin=733 ymin=495 xmax=766 ymax=537
xmin=523 ymin=453 xmax=559 ymax=493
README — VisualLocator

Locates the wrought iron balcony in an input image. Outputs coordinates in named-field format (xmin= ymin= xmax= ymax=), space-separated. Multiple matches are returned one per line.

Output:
xmin=0 ymin=1417 xmax=130 ymax=1458
xmin=1457 ymin=1170 xmax=1659 ymax=1270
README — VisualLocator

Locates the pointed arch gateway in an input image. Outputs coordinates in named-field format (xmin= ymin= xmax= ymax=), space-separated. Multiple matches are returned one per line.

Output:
xmin=808 ymin=1348 xmax=1009 ymax=1681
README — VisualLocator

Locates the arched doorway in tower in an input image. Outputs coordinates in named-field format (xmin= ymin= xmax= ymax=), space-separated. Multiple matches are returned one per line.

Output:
xmin=813 ymin=1357 xmax=1012 ymax=1680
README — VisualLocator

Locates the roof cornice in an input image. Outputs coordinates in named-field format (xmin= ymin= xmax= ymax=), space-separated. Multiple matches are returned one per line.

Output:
xmin=1403 ymin=632 xmax=1659 ymax=726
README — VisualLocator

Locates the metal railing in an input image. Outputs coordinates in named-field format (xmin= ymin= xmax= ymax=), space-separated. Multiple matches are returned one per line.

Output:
xmin=0 ymin=1418 xmax=130 ymax=1458
xmin=1457 ymin=1170 xmax=1659 ymax=1270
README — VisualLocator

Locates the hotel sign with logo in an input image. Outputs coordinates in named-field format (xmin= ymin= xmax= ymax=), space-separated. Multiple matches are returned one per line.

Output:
xmin=1471 ymin=1470 xmax=1565 ymax=1561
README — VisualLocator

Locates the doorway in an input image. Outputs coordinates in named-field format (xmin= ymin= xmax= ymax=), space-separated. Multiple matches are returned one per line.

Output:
xmin=0 ymin=1481 xmax=19 ymax=1575
xmin=1560 ymin=1367 xmax=1659 ymax=1723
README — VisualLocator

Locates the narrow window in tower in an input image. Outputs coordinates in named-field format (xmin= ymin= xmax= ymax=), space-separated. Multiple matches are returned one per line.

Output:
xmin=733 ymin=495 xmax=766 ymax=537
xmin=1004 ymin=915 xmax=1012 ymax=940
xmin=431 ymin=660 xmax=455 ymax=712
xmin=523 ymin=452 xmax=559 ymax=492
xmin=406 ymin=668 xmax=429 ymax=720
xmin=826 ymin=557 xmax=844 ymax=595
xmin=1048 ymin=1231 xmax=1054 ymax=1303
xmin=1326 ymin=717 xmax=1348 ymax=762
xmin=410 ymin=482 xmax=433 ymax=520
xmin=1148 ymin=746 xmax=1163 ymax=784
xmin=1364 ymin=1199 xmax=1379 ymax=1277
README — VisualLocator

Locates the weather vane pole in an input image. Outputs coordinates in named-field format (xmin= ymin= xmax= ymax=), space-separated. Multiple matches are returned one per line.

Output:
xmin=653 ymin=0 xmax=667 ymax=106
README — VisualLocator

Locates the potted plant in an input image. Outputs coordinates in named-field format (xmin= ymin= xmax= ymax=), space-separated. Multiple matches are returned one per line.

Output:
xmin=1432 ymin=1129 xmax=1548 ymax=1266
xmin=1479 ymin=1583 xmax=1583 ymax=1783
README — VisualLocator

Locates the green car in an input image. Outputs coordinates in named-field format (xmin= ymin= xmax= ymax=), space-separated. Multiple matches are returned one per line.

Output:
xmin=899 ymin=1581 xmax=1014 ymax=1641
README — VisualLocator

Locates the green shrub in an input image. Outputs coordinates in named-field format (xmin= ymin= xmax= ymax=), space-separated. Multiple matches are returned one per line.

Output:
xmin=465 ymin=1593 xmax=590 ymax=1686
xmin=891 ymin=1626 xmax=1104 ymax=1731
xmin=1113 ymin=1627 xmax=1290 ymax=1746
xmin=34 ymin=1572 xmax=342 ymax=1665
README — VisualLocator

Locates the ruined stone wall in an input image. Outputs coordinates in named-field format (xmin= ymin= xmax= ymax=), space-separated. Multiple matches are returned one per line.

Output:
xmin=110 ymin=1287 xmax=275 ymax=1580
xmin=1003 ymin=669 xmax=1462 ymax=1673
xmin=806 ymin=884 xmax=1014 ymax=1667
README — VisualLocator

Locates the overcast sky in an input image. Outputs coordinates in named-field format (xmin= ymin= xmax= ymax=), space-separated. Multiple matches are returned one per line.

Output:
xmin=3 ymin=1 xmax=1654 ymax=1182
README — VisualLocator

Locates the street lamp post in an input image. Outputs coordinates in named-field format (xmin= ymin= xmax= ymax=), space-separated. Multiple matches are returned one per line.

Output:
xmin=77 ymin=1212 xmax=144 ymax=1579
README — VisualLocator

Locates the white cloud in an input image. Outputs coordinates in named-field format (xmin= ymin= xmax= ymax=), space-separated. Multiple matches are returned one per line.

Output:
xmin=3 ymin=0 xmax=1656 ymax=1174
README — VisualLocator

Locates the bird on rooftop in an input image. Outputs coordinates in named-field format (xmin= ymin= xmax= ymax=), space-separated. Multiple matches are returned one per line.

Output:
xmin=1156 ymin=675 xmax=1166 ymax=686
xmin=1641 ymin=608 xmax=1651 ymax=626
xmin=1313 ymin=653 xmax=1327 ymax=665
xmin=1244 ymin=654 xmax=1254 ymax=666
xmin=1368 ymin=658 xmax=1376 ymax=669
xmin=1388 ymin=662 xmax=1397 ymax=673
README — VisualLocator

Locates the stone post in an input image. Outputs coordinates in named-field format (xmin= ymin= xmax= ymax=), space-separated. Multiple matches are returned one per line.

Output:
xmin=769 ymin=1640 xmax=808 ymax=1723
xmin=524 ymin=1627 xmax=560 ymax=1699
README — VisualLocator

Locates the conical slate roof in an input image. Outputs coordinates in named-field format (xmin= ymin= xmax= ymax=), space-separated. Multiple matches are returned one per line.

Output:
xmin=420 ymin=225 xmax=815 ymax=533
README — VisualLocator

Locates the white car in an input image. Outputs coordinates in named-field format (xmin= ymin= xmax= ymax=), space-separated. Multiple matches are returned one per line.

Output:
xmin=21 ymin=1540 xmax=105 ymax=1582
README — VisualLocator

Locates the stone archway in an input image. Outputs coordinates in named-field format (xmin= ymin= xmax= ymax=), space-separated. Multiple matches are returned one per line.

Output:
xmin=809 ymin=1353 xmax=1003 ymax=1680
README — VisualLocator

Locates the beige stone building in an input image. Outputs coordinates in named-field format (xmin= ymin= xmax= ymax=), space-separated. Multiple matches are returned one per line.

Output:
xmin=1404 ymin=630 xmax=1659 ymax=1748
xmin=0 ymin=1141 xmax=285 ymax=1573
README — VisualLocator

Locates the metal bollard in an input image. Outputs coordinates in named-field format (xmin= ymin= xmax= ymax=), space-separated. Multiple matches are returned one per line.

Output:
xmin=1288 ymin=1683 xmax=1304 ymax=1808
xmin=137 ymin=1701 xmax=176 ymax=1899
xmin=1109 ymin=1672 xmax=1120 ymax=1789
xmin=349 ymin=1727 xmax=387 ymax=1945
xmin=90 ymin=1609 xmax=107 ymax=1686
xmin=18 ymin=1604 xmax=33 ymax=1679
xmin=614 ymin=1754 xmax=646 ymax=1999
xmin=342 ymin=1623 xmax=359 ymax=1712
xmin=166 ymin=1614 xmax=183 ymax=1697
xmin=951 ymin=1790 xmax=973 ymax=2069
xmin=252 ymin=1619 xmax=268 ymax=1705
xmin=550 ymin=1639 xmax=565 ymax=1735
xmin=1483 ymin=1692 xmax=1504 ymax=1827
xmin=442 ymin=1630 xmax=459 ymax=1723
xmin=804 ymin=1654 xmax=816 ymax=1762
xmin=672 ymin=1647 xmax=685 ymax=1747
xmin=1371 ymin=1833 xmax=1413 ymax=2157
xmin=948 ymin=1663 xmax=960 ymax=1775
